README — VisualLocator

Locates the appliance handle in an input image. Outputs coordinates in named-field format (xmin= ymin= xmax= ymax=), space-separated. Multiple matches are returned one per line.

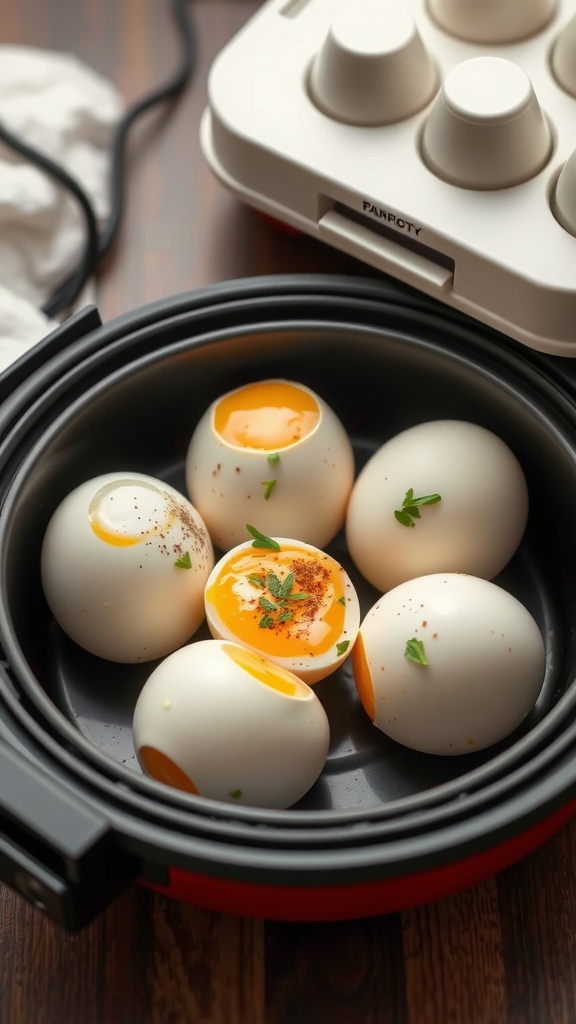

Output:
xmin=0 ymin=738 xmax=139 ymax=929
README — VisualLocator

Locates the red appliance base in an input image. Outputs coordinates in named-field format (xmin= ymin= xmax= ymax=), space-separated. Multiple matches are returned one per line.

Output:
xmin=144 ymin=798 xmax=576 ymax=919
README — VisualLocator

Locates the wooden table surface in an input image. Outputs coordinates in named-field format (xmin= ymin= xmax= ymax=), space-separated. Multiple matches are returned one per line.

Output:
xmin=2 ymin=3 xmax=576 ymax=1022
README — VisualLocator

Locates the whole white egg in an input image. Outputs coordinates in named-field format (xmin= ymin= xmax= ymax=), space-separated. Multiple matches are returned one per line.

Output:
xmin=345 ymin=419 xmax=529 ymax=593
xmin=185 ymin=379 xmax=355 ymax=551
xmin=41 ymin=472 xmax=214 ymax=663
xmin=132 ymin=639 xmax=330 ymax=809
xmin=352 ymin=573 xmax=546 ymax=755
xmin=204 ymin=530 xmax=360 ymax=685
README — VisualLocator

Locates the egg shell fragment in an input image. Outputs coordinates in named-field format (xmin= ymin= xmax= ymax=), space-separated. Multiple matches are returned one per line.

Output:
xmin=133 ymin=639 xmax=330 ymax=809
xmin=41 ymin=472 xmax=214 ymax=663
xmin=345 ymin=419 xmax=529 ymax=593
xmin=185 ymin=378 xmax=355 ymax=551
xmin=204 ymin=536 xmax=360 ymax=684
xmin=352 ymin=573 xmax=546 ymax=755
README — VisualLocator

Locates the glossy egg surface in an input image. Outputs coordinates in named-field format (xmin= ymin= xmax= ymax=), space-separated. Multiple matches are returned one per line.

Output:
xmin=345 ymin=419 xmax=529 ymax=593
xmin=41 ymin=472 xmax=214 ymax=663
xmin=133 ymin=639 xmax=330 ymax=808
xmin=352 ymin=573 xmax=546 ymax=755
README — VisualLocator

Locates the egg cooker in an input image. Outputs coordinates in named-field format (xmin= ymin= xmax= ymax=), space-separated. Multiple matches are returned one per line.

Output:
xmin=201 ymin=0 xmax=576 ymax=355
xmin=2 ymin=273 xmax=576 ymax=930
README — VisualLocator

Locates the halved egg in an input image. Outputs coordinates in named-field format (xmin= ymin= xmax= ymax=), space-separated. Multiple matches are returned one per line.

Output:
xmin=353 ymin=573 xmax=546 ymax=755
xmin=41 ymin=472 xmax=214 ymax=662
xmin=133 ymin=638 xmax=330 ymax=809
xmin=204 ymin=530 xmax=360 ymax=684
xmin=346 ymin=419 xmax=529 ymax=593
xmin=185 ymin=378 xmax=355 ymax=551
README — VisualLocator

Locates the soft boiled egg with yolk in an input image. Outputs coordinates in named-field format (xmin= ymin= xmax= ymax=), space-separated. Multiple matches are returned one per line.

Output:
xmin=185 ymin=379 xmax=355 ymax=551
xmin=204 ymin=530 xmax=360 ymax=685
xmin=353 ymin=573 xmax=546 ymax=755
xmin=133 ymin=638 xmax=330 ymax=809
xmin=41 ymin=472 xmax=214 ymax=663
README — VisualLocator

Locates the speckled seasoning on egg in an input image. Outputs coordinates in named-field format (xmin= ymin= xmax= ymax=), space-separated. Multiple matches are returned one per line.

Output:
xmin=185 ymin=379 xmax=355 ymax=551
xmin=345 ymin=419 xmax=529 ymax=593
xmin=203 ymin=528 xmax=360 ymax=685
xmin=41 ymin=472 xmax=214 ymax=663
xmin=352 ymin=573 xmax=546 ymax=755
xmin=132 ymin=639 xmax=330 ymax=809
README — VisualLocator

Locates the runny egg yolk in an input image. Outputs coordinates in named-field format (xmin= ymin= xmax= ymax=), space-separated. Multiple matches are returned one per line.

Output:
xmin=351 ymin=633 xmax=376 ymax=722
xmin=222 ymin=643 xmax=310 ymax=697
xmin=88 ymin=479 xmax=175 ymax=546
xmin=205 ymin=544 xmax=347 ymax=658
xmin=213 ymin=380 xmax=320 ymax=450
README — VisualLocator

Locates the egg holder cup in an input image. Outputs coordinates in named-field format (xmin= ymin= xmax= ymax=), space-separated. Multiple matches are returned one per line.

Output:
xmin=2 ymin=275 xmax=576 ymax=927
xmin=201 ymin=0 xmax=576 ymax=356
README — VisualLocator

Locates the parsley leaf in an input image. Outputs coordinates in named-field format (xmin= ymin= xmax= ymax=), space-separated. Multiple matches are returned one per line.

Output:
xmin=267 ymin=572 xmax=285 ymax=599
xmin=404 ymin=637 xmax=429 ymax=665
xmin=246 ymin=524 xmax=281 ymax=550
xmin=261 ymin=479 xmax=277 ymax=500
xmin=394 ymin=489 xmax=441 ymax=528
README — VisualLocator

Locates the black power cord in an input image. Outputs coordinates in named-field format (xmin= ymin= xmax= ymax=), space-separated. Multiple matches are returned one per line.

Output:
xmin=0 ymin=0 xmax=196 ymax=319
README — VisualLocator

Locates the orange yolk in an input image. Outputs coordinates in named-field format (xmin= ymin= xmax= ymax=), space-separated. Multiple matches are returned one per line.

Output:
xmin=222 ymin=643 xmax=309 ymax=697
xmin=206 ymin=545 xmax=347 ymax=659
xmin=139 ymin=746 xmax=199 ymax=794
xmin=351 ymin=633 xmax=376 ymax=722
xmin=213 ymin=380 xmax=320 ymax=450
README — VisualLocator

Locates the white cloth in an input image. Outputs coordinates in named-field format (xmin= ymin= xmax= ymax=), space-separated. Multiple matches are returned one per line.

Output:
xmin=0 ymin=46 xmax=124 ymax=370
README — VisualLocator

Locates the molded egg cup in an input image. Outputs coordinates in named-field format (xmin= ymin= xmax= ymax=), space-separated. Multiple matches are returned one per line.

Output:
xmin=1 ymin=274 xmax=576 ymax=929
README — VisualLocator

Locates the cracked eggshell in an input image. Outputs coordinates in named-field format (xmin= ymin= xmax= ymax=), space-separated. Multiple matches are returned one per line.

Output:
xmin=133 ymin=639 xmax=330 ymax=809
xmin=185 ymin=379 xmax=355 ymax=551
xmin=40 ymin=472 xmax=214 ymax=663
xmin=352 ymin=573 xmax=546 ymax=755
xmin=346 ymin=419 xmax=529 ymax=593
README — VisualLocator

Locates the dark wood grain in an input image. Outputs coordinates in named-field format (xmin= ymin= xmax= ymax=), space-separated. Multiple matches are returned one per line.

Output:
xmin=2 ymin=3 xmax=576 ymax=1023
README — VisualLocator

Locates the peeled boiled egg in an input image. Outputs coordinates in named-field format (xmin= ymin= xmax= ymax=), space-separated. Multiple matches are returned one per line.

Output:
xmin=204 ymin=530 xmax=360 ymax=684
xmin=346 ymin=419 xmax=529 ymax=593
xmin=133 ymin=638 xmax=330 ymax=809
xmin=352 ymin=573 xmax=546 ymax=755
xmin=41 ymin=472 xmax=214 ymax=663
xmin=185 ymin=378 xmax=355 ymax=551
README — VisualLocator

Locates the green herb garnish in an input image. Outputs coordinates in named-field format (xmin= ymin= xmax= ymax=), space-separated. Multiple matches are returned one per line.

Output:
xmin=336 ymin=595 xmax=346 ymax=606
xmin=336 ymin=640 xmax=350 ymax=656
xmin=267 ymin=452 xmax=280 ymax=464
xmin=261 ymin=479 xmax=277 ymax=500
xmin=269 ymin=571 xmax=306 ymax=600
xmin=247 ymin=574 xmax=266 ymax=588
xmin=229 ymin=789 xmax=243 ymax=799
xmin=174 ymin=551 xmax=192 ymax=569
xmin=246 ymin=524 xmax=281 ymax=550
xmin=394 ymin=488 xmax=441 ymax=528
xmin=404 ymin=637 xmax=429 ymax=665
xmin=251 ymin=570 xmax=310 ymax=628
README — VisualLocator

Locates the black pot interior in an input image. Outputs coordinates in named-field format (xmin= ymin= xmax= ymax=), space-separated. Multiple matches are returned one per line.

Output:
xmin=3 ymin=299 xmax=576 ymax=819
